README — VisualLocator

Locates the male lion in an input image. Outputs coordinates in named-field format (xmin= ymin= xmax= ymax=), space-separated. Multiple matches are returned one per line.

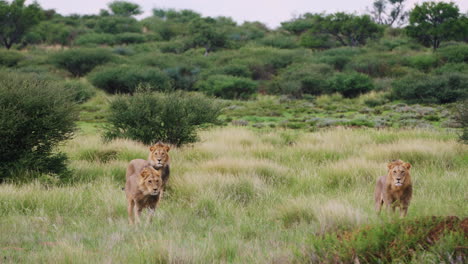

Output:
xmin=125 ymin=166 xmax=163 ymax=224
xmin=374 ymin=160 xmax=413 ymax=217
xmin=126 ymin=142 xmax=171 ymax=193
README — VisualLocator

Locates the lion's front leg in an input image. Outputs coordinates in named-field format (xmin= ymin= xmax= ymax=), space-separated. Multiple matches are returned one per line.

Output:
xmin=127 ymin=199 xmax=135 ymax=224
xmin=134 ymin=203 xmax=143 ymax=224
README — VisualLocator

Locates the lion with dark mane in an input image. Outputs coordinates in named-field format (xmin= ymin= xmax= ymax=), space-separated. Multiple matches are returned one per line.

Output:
xmin=374 ymin=159 xmax=413 ymax=217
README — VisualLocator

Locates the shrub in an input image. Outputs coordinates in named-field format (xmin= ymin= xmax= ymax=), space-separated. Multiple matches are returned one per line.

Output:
xmin=51 ymin=48 xmax=114 ymax=77
xmin=104 ymin=91 xmax=221 ymax=146
xmin=196 ymin=74 xmax=257 ymax=99
xmin=347 ymin=53 xmax=401 ymax=77
xmin=405 ymin=54 xmax=439 ymax=72
xmin=0 ymin=72 xmax=77 ymax=181
xmin=62 ymin=80 xmax=96 ymax=103
xmin=454 ymin=100 xmax=468 ymax=143
xmin=115 ymin=33 xmax=146 ymax=44
xmin=437 ymin=44 xmax=468 ymax=63
xmin=327 ymin=72 xmax=374 ymax=98
xmin=313 ymin=47 xmax=364 ymax=71
xmin=74 ymin=33 xmax=117 ymax=46
xmin=267 ymin=63 xmax=334 ymax=96
xmin=258 ymin=33 xmax=299 ymax=49
xmin=95 ymin=16 xmax=140 ymax=34
xmin=89 ymin=65 xmax=172 ymax=94
xmin=392 ymin=72 xmax=468 ymax=103
xmin=0 ymin=50 xmax=25 ymax=67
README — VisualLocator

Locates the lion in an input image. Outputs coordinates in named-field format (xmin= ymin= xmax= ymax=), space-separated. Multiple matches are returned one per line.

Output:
xmin=125 ymin=166 xmax=163 ymax=224
xmin=374 ymin=160 xmax=413 ymax=217
xmin=126 ymin=142 xmax=171 ymax=191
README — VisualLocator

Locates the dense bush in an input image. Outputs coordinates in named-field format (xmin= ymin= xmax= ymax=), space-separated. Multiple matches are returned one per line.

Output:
xmin=405 ymin=54 xmax=439 ymax=72
xmin=74 ymin=33 xmax=117 ymax=46
xmin=89 ymin=65 xmax=172 ymax=94
xmin=62 ymin=80 xmax=96 ymax=103
xmin=392 ymin=72 xmax=468 ymax=103
xmin=115 ymin=33 xmax=146 ymax=44
xmin=0 ymin=72 xmax=77 ymax=181
xmin=258 ymin=34 xmax=299 ymax=49
xmin=268 ymin=63 xmax=334 ymax=96
xmin=437 ymin=44 xmax=468 ymax=63
xmin=326 ymin=72 xmax=374 ymax=98
xmin=454 ymin=100 xmax=468 ymax=143
xmin=313 ymin=48 xmax=364 ymax=71
xmin=347 ymin=53 xmax=401 ymax=77
xmin=95 ymin=16 xmax=140 ymax=34
xmin=196 ymin=74 xmax=257 ymax=99
xmin=105 ymin=91 xmax=221 ymax=146
xmin=0 ymin=50 xmax=25 ymax=67
xmin=51 ymin=48 xmax=114 ymax=77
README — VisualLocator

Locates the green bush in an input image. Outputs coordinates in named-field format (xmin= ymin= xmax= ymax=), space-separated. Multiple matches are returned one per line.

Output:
xmin=0 ymin=50 xmax=25 ymax=67
xmin=196 ymin=74 xmax=257 ymax=99
xmin=268 ymin=63 xmax=334 ymax=96
xmin=115 ymin=33 xmax=146 ymax=44
xmin=74 ymin=33 xmax=117 ymax=46
xmin=326 ymin=72 xmax=374 ymax=98
xmin=62 ymin=80 xmax=96 ymax=103
xmin=313 ymin=47 xmax=364 ymax=71
xmin=0 ymin=72 xmax=77 ymax=181
xmin=258 ymin=33 xmax=299 ymax=49
xmin=95 ymin=16 xmax=140 ymax=34
xmin=51 ymin=48 xmax=114 ymax=77
xmin=89 ymin=65 xmax=172 ymax=94
xmin=405 ymin=54 xmax=439 ymax=72
xmin=454 ymin=100 xmax=467 ymax=143
xmin=392 ymin=72 xmax=468 ymax=103
xmin=437 ymin=44 xmax=468 ymax=63
xmin=347 ymin=53 xmax=401 ymax=77
xmin=105 ymin=91 xmax=221 ymax=146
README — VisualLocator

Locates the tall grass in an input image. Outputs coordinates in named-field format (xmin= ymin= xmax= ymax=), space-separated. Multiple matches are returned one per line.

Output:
xmin=0 ymin=127 xmax=466 ymax=263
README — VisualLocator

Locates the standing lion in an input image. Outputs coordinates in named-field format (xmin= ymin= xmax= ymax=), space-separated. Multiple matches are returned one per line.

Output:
xmin=374 ymin=160 xmax=413 ymax=217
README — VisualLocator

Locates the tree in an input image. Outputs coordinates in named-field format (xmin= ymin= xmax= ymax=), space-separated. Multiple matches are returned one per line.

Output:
xmin=368 ymin=0 xmax=408 ymax=26
xmin=188 ymin=17 xmax=229 ymax=54
xmin=0 ymin=0 xmax=44 ymax=49
xmin=108 ymin=0 xmax=142 ymax=17
xmin=308 ymin=13 xmax=383 ymax=47
xmin=406 ymin=2 xmax=466 ymax=50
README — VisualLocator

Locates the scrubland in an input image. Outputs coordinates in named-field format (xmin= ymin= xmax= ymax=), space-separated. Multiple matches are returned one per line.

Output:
xmin=1 ymin=126 xmax=466 ymax=263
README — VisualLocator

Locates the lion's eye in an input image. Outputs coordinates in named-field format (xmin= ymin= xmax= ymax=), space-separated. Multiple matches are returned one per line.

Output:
xmin=393 ymin=170 xmax=397 ymax=173
xmin=148 ymin=180 xmax=152 ymax=183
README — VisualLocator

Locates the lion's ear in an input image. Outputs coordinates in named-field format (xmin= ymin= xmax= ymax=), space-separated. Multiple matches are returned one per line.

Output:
xmin=149 ymin=145 xmax=156 ymax=152
xmin=403 ymin=162 xmax=412 ymax=170
xmin=140 ymin=169 xmax=150 ymax=179
xmin=387 ymin=162 xmax=395 ymax=170
xmin=164 ymin=145 xmax=170 ymax=152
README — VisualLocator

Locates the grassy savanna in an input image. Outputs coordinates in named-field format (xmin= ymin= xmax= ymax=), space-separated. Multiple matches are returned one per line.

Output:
xmin=1 ymin=126 xmax=466 ymax=263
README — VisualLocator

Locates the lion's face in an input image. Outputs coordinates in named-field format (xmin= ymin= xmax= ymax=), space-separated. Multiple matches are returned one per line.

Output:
xmin=149 ymin=142 xmax=170 ymax=168
xmin=138 ymin=167 xmax=163 ymax=196
xmin=387 ymin=160 xmax=411 ymax=187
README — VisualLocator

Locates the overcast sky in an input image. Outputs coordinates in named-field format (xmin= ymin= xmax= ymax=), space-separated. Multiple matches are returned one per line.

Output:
xmin=30 ymin=0 xmax=468 ymax=28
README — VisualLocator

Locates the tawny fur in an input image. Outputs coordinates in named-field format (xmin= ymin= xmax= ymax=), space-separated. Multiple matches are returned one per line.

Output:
xmin=125 ymin=166 xmax=163 ymax=224
xmin=374 ymin=160 xmax=413 ymax=217
xmin=126 ymin=142 xmax=171 ymax=188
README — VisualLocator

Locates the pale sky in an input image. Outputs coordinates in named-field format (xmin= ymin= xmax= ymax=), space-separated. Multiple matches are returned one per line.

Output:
xmin=30 ymin=0 xmax=468 ymax=28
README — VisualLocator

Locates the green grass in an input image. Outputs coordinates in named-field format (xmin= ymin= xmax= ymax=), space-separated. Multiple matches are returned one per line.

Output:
xmin=0 ymin=127 xmax=466 ymax=263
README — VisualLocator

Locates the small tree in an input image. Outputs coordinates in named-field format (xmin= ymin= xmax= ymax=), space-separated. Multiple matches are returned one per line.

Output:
xmin=308 ymin=13 xmax=384 ymax=47
xmin=368 ymin=0 xmax=408 ymax=26
xmin=105 ymin=91 xmax=221 ymax=146
xmin=0 ymin=0 xmax=44 ymax=49
xmin=406 ymin=2 xmax=466 ymax=50
xmin=188 ymin=17 xmax=229 ymax=54
xmin=108 ymin=1 xmax=142 ymax=17
xmin=52 ymin=48 xmax=114 ymax=77
xmin=0 ymin=72 xmax=77 ymax=180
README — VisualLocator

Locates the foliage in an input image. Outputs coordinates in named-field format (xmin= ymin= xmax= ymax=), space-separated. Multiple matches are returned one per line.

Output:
xmin=0 ymin=72 xmax=77 ymax=180
xmin=404 ymin=53 xmax=439 ymax=72
xmin=327 ymin=72 xmax=374 ymax=98
xmin=187 ymin=17 xmax=229 ymax=53
xmin=306 ymin=13 xmax=384 ymax=47
xmin=107 ymin=1 xmax=142 ymax=17
xmin=406 ymin=1 xmax=467 ymax=50
xmin=0 ymin=49 xmax=24 ymax=67
xmin=258 ymin=33 xmax=299 ymax=49
xmin=104 ymin=91 xmax=221 ymax=146
xmin=115 ymin=32 xmax=146 ymax=44
xmin=437 ymin=44 xmax=468 ymax=63
xmin=89 ymin=65 xmax=172 ymax=94
xmin=196 ymin=74 xmax=257 ymax=99
xmin=0 ymin=0 xmax=44 ymax=49
xmin=95 ymin=16 xmax=140 ymax=34
xmin=392 ymin=72 xmax=468 ymax=103
xmin=62 ymin=80 xmax=96 ymax=103
xmin=454 ymin=100 xmax=468 ymax=143
xmin=51 ymin=48 xmax=114 ymax=77
xmin=368 ymin=0 xmax=408 ymax=26
xmin=24 ymin=21 xmax=74 ymax=46
xmin=268 ymin=63 xmax=334 ymax=96
xmin=74 ymin=33 xmax=117 ymax=46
